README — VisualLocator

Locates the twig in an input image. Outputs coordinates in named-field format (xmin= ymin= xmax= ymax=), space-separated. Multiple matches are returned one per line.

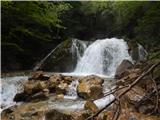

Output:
xmin=85 ymin=62 xmax=160 ymax=120
xmin=150 ymin=78 xmax=159 ymax=115
xmin=112 ymin=98 xmax=121 ymax=120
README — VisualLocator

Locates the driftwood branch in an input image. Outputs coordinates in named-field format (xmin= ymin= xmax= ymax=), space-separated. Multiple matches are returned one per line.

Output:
xmin=86 ymin=62 xmax=160 ymax=120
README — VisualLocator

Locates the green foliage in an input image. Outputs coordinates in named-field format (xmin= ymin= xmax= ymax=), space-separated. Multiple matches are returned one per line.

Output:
xmin=1 ymin=1 xmax=71 ymax=70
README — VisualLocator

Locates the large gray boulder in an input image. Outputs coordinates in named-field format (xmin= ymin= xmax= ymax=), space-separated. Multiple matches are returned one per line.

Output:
xmin=115 ymin=59 xmax=133 ymax=79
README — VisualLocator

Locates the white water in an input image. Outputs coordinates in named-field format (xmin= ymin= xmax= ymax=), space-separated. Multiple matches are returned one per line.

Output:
xmin=74 ymin=38 xmax=132 ymax=77
xmin=64 ymin=80 xmax=79 ymax=100
xmin=1 ymin=76 xmax=28 ymax=110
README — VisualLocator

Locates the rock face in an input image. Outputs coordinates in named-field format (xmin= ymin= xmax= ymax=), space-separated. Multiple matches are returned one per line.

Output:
xmin=39 ymin=39 xmax=88 ymax=72
xmin=127 ymin=40 xmax=147 ymax=62
xmin=77 ymin=75 xmax=104 ymax=100
xmin=115 ymin=59 xmax=133 ymax=79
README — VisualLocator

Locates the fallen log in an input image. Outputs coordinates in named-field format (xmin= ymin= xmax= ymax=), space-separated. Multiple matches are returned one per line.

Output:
xmin=86 ymin=62 xmax=160 ymax=120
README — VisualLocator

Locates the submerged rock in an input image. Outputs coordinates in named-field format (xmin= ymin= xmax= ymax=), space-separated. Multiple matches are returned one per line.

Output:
xmin=77 ymin=75 xmax=104 ymax=100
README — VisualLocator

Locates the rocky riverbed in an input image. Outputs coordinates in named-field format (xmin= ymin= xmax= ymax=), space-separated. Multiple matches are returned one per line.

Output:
xmin=1 ymin=60 xmax=160 ymax=120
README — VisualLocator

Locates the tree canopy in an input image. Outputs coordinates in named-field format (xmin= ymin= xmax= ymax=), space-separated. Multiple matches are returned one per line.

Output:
xmin=1 ymin=1 xmax=160 ymax=71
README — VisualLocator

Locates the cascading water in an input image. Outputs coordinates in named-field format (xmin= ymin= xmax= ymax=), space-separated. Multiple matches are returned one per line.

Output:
xmin=74 ymin=38 xmax=132 ymax=77
xmin=1 ymin=76 xmax=28 ymax=110
xmin=64 ymin=80 xmax=79 ymax=99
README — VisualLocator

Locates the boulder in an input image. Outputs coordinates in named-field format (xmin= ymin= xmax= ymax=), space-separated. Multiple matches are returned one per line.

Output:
xmin=27 ymin=89 xmax=49 ymax=101
xmin=56 ymin=82 xmax=68 ymax=94
xmin=71 ymin=110 xmax=92 ymax=120
xmin=115 ymin=59 xmax=133 ymax=79
xmin=14 ymin=92 xmax=29 ymax=102
xmin=48 ymin=74 xmax=63 ymax=92
xmin=24 ymin=81 xmax=35 ymax=94
xmin=49 ymin=74 xmax=63 ymax=84
xmin=29 ymin=71 xmax=49 ymax=80
xmin=63 ymin=76 xmax=76 ymax=84
xmin=45 ymin=110 xmax=72 ymax=120
xmin=77 ymin=75 xmax=104 ymax=99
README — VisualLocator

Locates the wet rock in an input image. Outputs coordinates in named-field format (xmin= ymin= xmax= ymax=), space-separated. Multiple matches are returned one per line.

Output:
xmin=115 ymin=59 xmax=133 ymax=79
xmin=29 ymin=71 xmax=49 ymax=80
xmin=24 ymin=81 xmax=48 ymax=95
xmin=45 ymin=109 xmax=72 ymax=120
xmin=84 ymin=101 xmax=99 ymax=113
xmin=63 ymin=76 xmax=75 ymax=84
xmin=14 ymin=92 xmax=29 ymax=102
xmin=48 ymin=74 xmax=62 ymax=92
xmin=27 ymin=89 xmax=49 ymax=101
xmin=17 ymin=81 xmax=48 ymax=101
xmin=56 ymin=94 xmax=64 ymax=99
xmin=56 ymin=82 xmax=68 ymax=94
xmin=49 ymin=74 xmax=62 ymax=84
xmin=71 ymin=110 xmax=92 ymax=120
xmin=24 ymin=82 xmax=35 ymax=95
xmin=77 ymin=75 xmax=104 ymax=99
xmin=34 ymin=81 xmax=48 ymax=91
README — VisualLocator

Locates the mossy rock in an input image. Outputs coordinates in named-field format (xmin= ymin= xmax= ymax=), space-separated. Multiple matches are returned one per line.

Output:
xmin=39 ymin=39 xmax=75 ymax=72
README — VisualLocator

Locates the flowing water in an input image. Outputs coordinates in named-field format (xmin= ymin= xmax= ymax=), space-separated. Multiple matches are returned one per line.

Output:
xmin=1 ymin=76 xmax=28 ymax=110
xmin=2 ymin=38 xmax=141 ymax=112
xmin=74 ymin=38 xmax=132 ymax=77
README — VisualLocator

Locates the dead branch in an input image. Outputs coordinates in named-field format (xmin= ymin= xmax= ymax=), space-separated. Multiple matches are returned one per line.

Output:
xmin=85 ymin=62 xmax=160 ymax=120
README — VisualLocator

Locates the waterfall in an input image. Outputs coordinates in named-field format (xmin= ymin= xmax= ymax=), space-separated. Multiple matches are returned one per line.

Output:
xmin=74 ymin=38 xmax=132 ymax=77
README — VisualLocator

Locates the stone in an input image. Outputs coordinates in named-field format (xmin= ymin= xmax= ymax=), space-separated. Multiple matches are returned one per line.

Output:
xmin=14 ymin=92 xmax=29 ymax=102
xmin=56 ymin=82 xmax=68 ymax=94
xmin=56 ymin=94 xmax=64 ymax=99
xmin=63 ymin=76 xmax=75 ymax=84
xmin=71 ymin=110 xmax=92 ymax=120
xmin=45 ymin=109 xmax=72 ymax=120
xmin=77 ymin=75 xmax=104 ymax=99
xmin=34 ymin=81 xmax=48 ymax=91
xmin=30 ymin=71 xmax=49 ymax=80
xmin=24 ymin=82 xmax=35 ymax=95
xmin=84 ymin=101 xmax=99 ymax=113
xmin=27 ymin=89 xmax=49 ymax=101
xmin=115 ymin=59 xmax=133 ymax=79
xmin=126 ymin=86 xmax=145 ymax=104
xmin=49 ymin=74 xmax=62 ymax=84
